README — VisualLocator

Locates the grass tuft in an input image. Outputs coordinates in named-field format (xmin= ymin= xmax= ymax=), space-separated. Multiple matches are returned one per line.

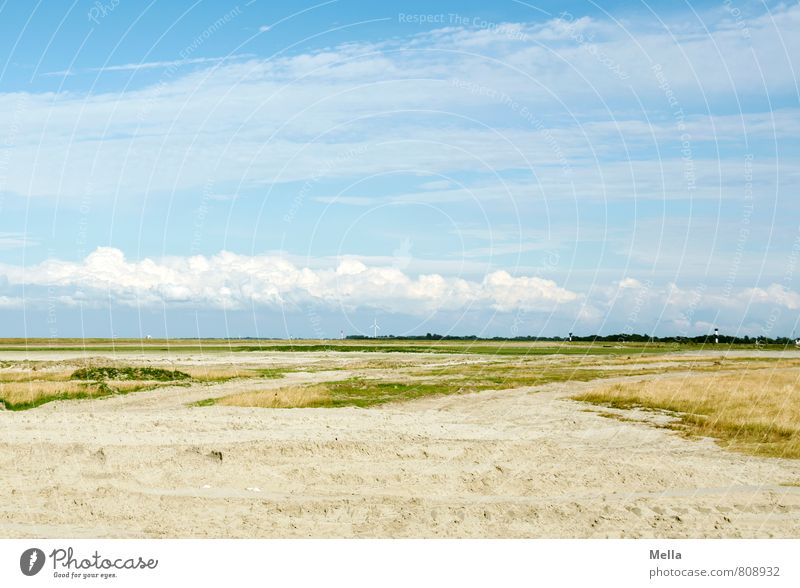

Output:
xmin=0 ymin=381 xmax=110 ymax=410
xmin=215 ymin=384 xmax=331 ymax=408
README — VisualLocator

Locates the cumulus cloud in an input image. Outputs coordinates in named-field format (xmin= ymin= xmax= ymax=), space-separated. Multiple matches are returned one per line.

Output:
xmin=0 ymin=247 xmax=579 ymax=314
xmin=742 ymin=284 xmax=800 ymax=310
xmin=3 ymin=250 xmax=798 ymax=335
xmin=592 ymin=277 xmax=800 ymax=335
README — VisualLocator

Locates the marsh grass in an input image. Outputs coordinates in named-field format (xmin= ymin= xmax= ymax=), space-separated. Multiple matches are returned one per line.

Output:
xmin=409 ymin=362 xmax=672 ymax=389
xmin=104 ymin=380 xmax=179 ymax=393
xmin=0 ymin=370 xmax=74 ymax=382
xmin=179 ymin=366 xmax=290 ymax=382
xmin=233 ymin=343 xmax=671 ymax=356
xmin=0 ymin=338 xmax=793 ymax=356
xmin=1 ymin=361 xmax=292 ymax=409
xmin=214 ymin=384 xmax=331 ymax=408
xmin=211 ymin=364 xmax=679 ymax=410
xmin=0 ymin=364 xmax=196 ymax=409
xmin=574 ymin=369 xmax=800 ymax=458
xmin=180 ymin=367 xmax=244 ymax=382
xmin=0 ymin=380 xmax=108 ymax=410
xmin=256 ymin=368 xmax=290 ymax=379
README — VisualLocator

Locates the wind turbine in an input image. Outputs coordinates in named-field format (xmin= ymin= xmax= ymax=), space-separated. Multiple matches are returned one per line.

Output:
xmin=370 ymin=317 xmax=381 ymax=339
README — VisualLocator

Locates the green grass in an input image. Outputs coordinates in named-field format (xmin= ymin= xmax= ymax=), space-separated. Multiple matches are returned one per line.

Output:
xmin=0 ymin=389 xmax=102 ymax=411
xmin=320 ymin=380 xmax=463 ymax=407
xmin=0 ymin=366 xmax=192 ymax=410
xmin=214 ymin=364 xmax=681 ymax=409
xmin=0 ymin=339 xmax=747 ymax=356
xmin=233 ymin=343 xmax=672 ymax=356
xmin=256 ymin=368 xmax=290 ymax=378
xmin=213 ymin=351 xmax=799 ymax=410
xmin=0 ymin=338 xmax=793 ymax=358
xmin=70 ymin=366 xmax=191 ymax=381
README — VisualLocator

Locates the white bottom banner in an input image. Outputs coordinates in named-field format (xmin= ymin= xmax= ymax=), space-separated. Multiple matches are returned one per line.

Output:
xmin=1 ymin=539 xmax=797 ymax=587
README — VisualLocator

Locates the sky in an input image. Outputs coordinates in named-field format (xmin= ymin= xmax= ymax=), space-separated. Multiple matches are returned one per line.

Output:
xmin=0 ymin=0 xmax=798 ymax=338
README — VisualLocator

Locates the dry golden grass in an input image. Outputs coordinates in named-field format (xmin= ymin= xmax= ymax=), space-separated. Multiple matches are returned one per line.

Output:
xmin=0 ymin=362 xmax=195 ymax=409
xmin=181 ymin=366 xmax=289 ymax=381
xmin=579 ymin=355 xmax=800 ymax=373
xmin=0 ymin=370 xmax=75 ymax=382
xmin=215 ymin=384 xmax=330 ymax=408
xmin=0 ymin=380 xmax=105 ymax=409
xmin=179 ymin=366 xmax=246 ymax=381
xmin=575 ymin=368 xmax=800 ymax=458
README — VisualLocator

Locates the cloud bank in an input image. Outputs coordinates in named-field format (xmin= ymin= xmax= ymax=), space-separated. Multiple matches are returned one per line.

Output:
xmin=2 ymin=248 xmax=798 ymax=338
xmin=0 ymin=247 xmax=578 ymax=314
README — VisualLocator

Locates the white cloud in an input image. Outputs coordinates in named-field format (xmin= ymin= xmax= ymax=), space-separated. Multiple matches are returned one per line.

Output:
xmin=0 ymin=247 xmax=579 ymax=314
xmin=0 ymin=232 xmax=36 ymax=250
xmin=3 ymin=248 xmax=798 ymax=335
xmin=619 ymin=277 xmax=643 ymax=289
xmin=42 ymin=55 xmax=251 ymax=77
xmin=742 ymin=284 xmax=800 ymax=310
xmin=594 ymin=278 xmax=800 ymax=335
xmin=0 ymin=296 xmax=23 ymax=308
xmin=483 ymin=270 xmax=578 ymax=311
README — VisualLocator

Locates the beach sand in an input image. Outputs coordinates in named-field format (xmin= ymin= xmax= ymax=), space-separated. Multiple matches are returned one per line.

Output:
xmin=1 ymin=350 xmax=799 ymax=538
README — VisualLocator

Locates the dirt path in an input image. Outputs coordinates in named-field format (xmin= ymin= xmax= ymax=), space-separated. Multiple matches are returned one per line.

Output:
xmin=1 ymin=360 xmax=799 ymax=538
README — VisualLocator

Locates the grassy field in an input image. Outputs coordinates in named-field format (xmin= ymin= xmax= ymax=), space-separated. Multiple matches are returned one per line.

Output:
xmin=0 ymin=365 xmax=192 ymax=410
xmin=574 ymin=369 xmax=800 ymax=458
xmin=0 ymin=362 xmax=286 ymax=410
xmin=0 ymin=338 xmax=791 ymax=355
xmin=3 ymin=340 xmax=799 ymax=464
xmin=206 ymin=355 xmax=800 ymax=409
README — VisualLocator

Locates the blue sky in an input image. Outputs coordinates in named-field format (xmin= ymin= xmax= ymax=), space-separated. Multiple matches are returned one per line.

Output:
xmin=0 ymin=0 xmax=798 ymax=338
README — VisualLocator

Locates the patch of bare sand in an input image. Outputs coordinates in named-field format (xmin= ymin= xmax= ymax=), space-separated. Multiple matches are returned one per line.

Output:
xmin=0 ymin=352 xmax=799 ymax=538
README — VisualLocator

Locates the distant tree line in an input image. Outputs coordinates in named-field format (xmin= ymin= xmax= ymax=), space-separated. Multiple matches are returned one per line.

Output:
xmin=345 ymin=333 xmax=798 ymax=345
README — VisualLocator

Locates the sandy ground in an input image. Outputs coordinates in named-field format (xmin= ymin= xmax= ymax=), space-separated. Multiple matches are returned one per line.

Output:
xmin=1 ymin=351 xmax=799 ymax=538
